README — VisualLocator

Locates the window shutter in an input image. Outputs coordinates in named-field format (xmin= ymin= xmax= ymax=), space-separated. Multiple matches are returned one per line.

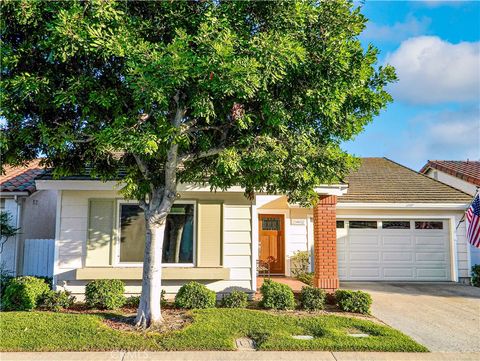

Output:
xmin=86 ymin=199 xmax=114 ymax=266
xmin=197 ymin=202 xmax=222 ymax=267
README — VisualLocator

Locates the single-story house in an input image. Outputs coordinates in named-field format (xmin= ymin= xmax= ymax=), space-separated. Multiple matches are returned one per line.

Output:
xmin=420 ymin=160 xmax=479 ymax=266
xmin=35 ymin=157 xmax=472 ymax=298
xmin=0 ymin=159 xmax=57 ymax=276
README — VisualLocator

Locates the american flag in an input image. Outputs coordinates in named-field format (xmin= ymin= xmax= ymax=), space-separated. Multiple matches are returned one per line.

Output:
xmin=466 ymin=194 xmax=480 ymax=248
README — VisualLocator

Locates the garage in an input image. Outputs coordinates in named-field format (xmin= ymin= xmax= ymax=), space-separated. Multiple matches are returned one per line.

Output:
xmin=337 ymin=219 xmax=452 ymax=281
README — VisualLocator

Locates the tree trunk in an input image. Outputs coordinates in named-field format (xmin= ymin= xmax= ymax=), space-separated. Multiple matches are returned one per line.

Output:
xmin=135 ymin=204 xmax=171 ymax=329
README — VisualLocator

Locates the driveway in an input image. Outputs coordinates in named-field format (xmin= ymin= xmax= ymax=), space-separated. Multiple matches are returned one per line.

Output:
xmin=342 ymin=282 xmax=480 ymax=352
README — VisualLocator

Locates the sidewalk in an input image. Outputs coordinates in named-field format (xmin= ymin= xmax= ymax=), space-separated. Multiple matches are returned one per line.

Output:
xmin=1 ymin=351 xmax=480 ymax=361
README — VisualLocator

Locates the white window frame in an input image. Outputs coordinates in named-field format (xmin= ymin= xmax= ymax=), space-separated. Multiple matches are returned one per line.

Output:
xmin=115 ymin=199 xmax=197 ymax=268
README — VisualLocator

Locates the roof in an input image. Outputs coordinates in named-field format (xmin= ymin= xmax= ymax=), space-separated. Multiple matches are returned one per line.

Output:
xmin=340 ymin=158 xmax=472 ymax=203
xmin=419 ymin=160 xmax=480 ymax=187
xmin=0 ymin=159 xmax=46 ymax=194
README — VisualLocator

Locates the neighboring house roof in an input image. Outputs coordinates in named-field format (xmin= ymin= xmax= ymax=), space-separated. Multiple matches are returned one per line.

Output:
xmin=419 ymin=160 xmax=480 ymax=187
xmin=340 ymin=158 xmax=472 ymax=203
xmin=0 ymin=159 xmax=46 ymax=194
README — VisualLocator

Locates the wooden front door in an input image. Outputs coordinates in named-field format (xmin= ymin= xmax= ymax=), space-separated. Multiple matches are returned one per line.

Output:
xmin=258 ymin=214 xmax=285 ymax=274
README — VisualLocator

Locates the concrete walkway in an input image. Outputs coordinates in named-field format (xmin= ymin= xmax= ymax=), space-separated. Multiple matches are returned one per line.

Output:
xmin=1 ymin=351 xmax=479 ymax=361
xmin=342 ymin=282 xmax=480 ymax=352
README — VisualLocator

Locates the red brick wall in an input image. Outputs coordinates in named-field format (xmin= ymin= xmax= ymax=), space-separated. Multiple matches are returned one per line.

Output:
xmin=313 ymin=195 xmax=339 ymax=292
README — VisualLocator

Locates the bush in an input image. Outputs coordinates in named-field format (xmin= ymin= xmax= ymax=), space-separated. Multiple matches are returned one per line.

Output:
xmin=259 ymin=279 xmax=295 ymax=310
xmin=290 ymin=251 xmax=310 ymax=278
xmin=1 ymin=276 xmax=50 ymax=311
xmin=471 ymin=264 xmax=480 ymax=287
xmin=299 ymin=286 xmax=326 ymax=311
xmin=335 ymin=289 xmax=372 ymax=314
xmin=124 ymin=295 xmax=140 ymax=308
xmin=85 ymin=279 xmax=125 ymax=310
xmin=175 ymin=281 xmax=216 ymax=309
xmin=221 ymin=290 xmax=249 ymax=308
xmin=38 ymin=290 xmax=76 ymax=312
xmin=296 ymin=272 xmax=314 ymax=286
xmin=0 ymin=268 xmax=13 ymax=300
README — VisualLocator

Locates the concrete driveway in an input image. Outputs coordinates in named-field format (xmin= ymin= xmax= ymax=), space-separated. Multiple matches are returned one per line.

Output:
xmin=342 ymin=282 xmax=480 ymax=352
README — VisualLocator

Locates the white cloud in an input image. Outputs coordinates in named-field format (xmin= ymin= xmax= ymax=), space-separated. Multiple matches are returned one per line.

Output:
xmin=362 ymin=15 xmax=431 ymax=43
xmin=386 ymin=36 xmax=480 ymax=104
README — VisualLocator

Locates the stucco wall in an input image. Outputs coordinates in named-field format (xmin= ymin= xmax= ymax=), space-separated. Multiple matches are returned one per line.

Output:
xmin=426 ymin=169 xmax=477 ymax=196
xmin=55 ymin=189 xmax=253 ymax=297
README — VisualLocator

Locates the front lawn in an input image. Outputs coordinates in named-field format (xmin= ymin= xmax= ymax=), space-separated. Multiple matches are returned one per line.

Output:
xmin=0 ymin=308 xmax=427 ymax=352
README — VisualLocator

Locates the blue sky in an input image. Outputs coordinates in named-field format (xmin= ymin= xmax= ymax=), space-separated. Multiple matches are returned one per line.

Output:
xmin=343 ymin=0 xmax=480 ymax=170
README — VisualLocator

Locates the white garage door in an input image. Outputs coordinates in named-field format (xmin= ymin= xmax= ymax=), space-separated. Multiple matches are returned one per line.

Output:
xmin=337 ymin=220 xmax=451 ymax=281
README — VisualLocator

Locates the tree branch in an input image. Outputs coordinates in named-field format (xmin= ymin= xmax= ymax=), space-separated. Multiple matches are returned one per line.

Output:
xmin=178 ymin=146 xmax=227 ymax=165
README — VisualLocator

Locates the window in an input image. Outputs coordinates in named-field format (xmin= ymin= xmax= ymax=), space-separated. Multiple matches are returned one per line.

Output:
xmin=382 ymin=221 xmax=410 ymax=229
xmin=118 ymin=202 xmax=195 ymax=264
xmin=262 ymin=218 xmax=281 ymax=231
xmin=349 ymin=220 xmax=377 ymax=229
xmin=336 ymin=220 xmax=345 ymax=228
xmin=415 ymin=221 xmax=443 ymax=230
xmin=0 ymin=198 xmax=5 ymax=210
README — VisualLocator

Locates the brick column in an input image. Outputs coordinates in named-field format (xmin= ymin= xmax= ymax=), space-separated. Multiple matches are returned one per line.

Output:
xmin=313 ymin=195 xmax=339 ymax=292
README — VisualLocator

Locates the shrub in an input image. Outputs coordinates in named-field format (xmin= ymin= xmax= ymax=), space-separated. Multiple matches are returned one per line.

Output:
xmin=296 ymin=272 xmax=314 ymax=286
xmin=290 ymin=251 xmax=310 ymax=278
xmin=38 ymin=290 xmax=76 ymax=312
xmin=0 ymin=268 xmax=13 ymax=300
xmin=175 ymin=281 xmax=216 ymax=309
xmin=85 ymin=279 xmax=125 ymax=310
xmin=335 ymin=289 xmax=372 ymax=314
xmin=124 ymin=295 xmax=140 ymax=308
xmin=471 ymin=264 xmax=480 ymax=287
xmin=2 ymin=276 xmax=50 ymax=311
xmin=259 ymin=279 xmax=295 ymax=310
xmin=221 ymin=290 xmax=249 ymax=308
xmin=299 ymin=286 xmax=326 ymax=311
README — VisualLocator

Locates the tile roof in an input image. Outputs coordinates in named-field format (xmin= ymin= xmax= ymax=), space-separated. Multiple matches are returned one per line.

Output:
xmin=0 ymin=159 xmax=46 ymax=194
xmin=419 ymin=160 xmax=480 ymax=187
xmin=340 ymin=158 xmax=472 ymax=203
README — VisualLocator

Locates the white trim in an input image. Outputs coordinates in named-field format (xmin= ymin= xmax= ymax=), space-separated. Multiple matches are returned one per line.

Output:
xmin=52 ymin=190 xmax=62 ymax=290
xmin=251 ymin=203 xmax=259 ymax=292
xmin=0 ymin=192 xmax=29 ymax=197
xmin=450 ymin=217 xmax=459 ymax=282
xmin=114 ymin=199 xmax=197 ymax=268
xmin=313 ymin=184 xmax=349 ymax=196
xmin=337 ymin=202 xmax=469 ymax=210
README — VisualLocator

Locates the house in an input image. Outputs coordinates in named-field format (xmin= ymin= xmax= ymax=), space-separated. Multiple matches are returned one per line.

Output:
xmin=0 ymin=160 xmax=57 ymax=276
xmin=420 ymin=160 xmax=479 ymax=266
xmin=34 ymin=157 xmax=472 ymax=299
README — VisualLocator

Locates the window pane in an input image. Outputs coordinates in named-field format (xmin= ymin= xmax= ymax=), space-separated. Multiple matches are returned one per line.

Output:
xmin=163 ymin=204 xmax=194 ymax=263
xmin=119 ymin=203 xmax=195 ymax=264
xmin=262 ymin=218 xmax=281 ymax=231
xmin=349 ymin=221 xmax=377 ymax=229
xmin=119 ymin=204 xmax=146 ymax=262
xmin=415 ymin=221 xmax=443 ymax=230
xmin=382 ymin=221 xmax=410 ymax=229
xmin=336 ymin=221 xmax=345 ymax=229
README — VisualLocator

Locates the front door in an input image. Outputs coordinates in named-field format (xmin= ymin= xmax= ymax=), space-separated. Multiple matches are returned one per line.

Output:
xmin=258 ymin=214 xmax=285 ymax=274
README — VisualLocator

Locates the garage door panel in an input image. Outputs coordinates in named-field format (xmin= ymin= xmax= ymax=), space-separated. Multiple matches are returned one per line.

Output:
xmin=338 ymin=219 xmax=450 ymax=281
xmin=382 ymin=252 xmax=413 ymax=262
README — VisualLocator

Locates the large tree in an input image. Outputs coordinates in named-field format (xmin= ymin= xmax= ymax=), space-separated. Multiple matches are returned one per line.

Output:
xmin=0 ymin=0 xmax=396 ymax=328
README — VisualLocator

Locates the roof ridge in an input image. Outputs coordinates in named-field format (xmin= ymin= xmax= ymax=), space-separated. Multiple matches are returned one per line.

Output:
xmin=383 ymin=157 xmax=474 ymax=198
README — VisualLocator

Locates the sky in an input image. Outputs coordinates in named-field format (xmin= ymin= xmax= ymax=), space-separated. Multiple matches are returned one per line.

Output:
xmin=343 ymin=0 xmax=480 ymax=170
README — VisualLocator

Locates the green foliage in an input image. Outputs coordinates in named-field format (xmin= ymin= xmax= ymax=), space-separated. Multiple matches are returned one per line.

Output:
xmin=124 ymin=296 xmax=140 ymax=308
xmin=259 ymin=279 xmax=296 ymax=310
xmin=290 ymin=251 xmax=310 ymax=277
xmin=0 ymin=211 xmax=20 ymax=254
xmin=0 ymin=309 xmax=428 ymax=352
xmin=0 ymin=267 xmax=13 ymax=299
xmin=1 ymin=0 xmax=396 ymax=207
xmin=85 ymin=279 xmax=126 ymax=310
xmin=2 ymin=276 xmax=50 ymax=311
xmin=175 ymin=281 xmax=216 ymax=309
xmin=335 ymin=290 xmax=372 ymax=314
xmin=38 ymin=290 xmax=76 ymax=312
xmin=471 ymin=264 xmax=480 ymax=287
xmin=296 ymin=272 xmax=315 ymax=286
xmin=300 ymin=286 xmax=326 ymax=311
xmin=220 ymin=290 xmax=249 ymax=308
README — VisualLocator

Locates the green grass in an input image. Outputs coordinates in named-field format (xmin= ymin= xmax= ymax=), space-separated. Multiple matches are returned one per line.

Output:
xmin=0 ymin=309 xmax=428 ymax=352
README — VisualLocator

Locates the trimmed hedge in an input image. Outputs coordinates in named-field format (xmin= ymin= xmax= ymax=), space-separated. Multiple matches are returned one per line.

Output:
xmin=2 ymin=276 xmax=50 ymax=311
xmin=175 ymin=281 xmax=216 ymax=309
xmin=85 ymin=279 xmax=125 ymax=310
xmin=38 ymin=290 xmax=76 ymax=312
xmin=221 ymin=290 xmax=249 ymax=308
xmin=259 ymin=279 xmax=295 ymax=310
xmin=335 ymin=289 xmax=372 ymax=314
xmin=299 ymin=286 xmax=326 ymax=311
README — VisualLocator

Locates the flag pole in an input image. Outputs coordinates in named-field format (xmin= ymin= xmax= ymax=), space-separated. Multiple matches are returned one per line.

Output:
xmin=456 ymin=187 xmax=480 ymax=230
